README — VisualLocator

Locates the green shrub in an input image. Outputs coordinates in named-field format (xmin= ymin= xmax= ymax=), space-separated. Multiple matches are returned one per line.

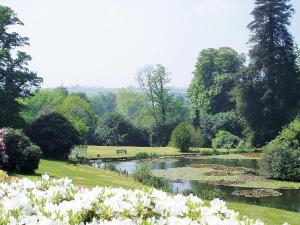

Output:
xmin=133 ymin=166 xmax=170 ymax=191
xmin=170 ymin=123 xmax=192 ymax=152
xmin=93 ymin=113 xmax=149 ymax=146
xmin=198 ymin=188 xmax=227 ymax=200
xmin=1 ymin=128 xmax=41 ymax=174
xmin=267 ymin=116 xmax=300 ymax=150
xmin=259 ymin=147 xmax=300 ymax=181
xmin=28 ymin=112 xmax=81 ymax=160
xmin=104 ymin=163 xmax=117 ymax=172
xmin=135 ymin=152 xmax=160 ymax=160
xmin=200 ymin=111 xmax=244 ymax=147
xmin=212 ymin=130 xmax=241 ymax=150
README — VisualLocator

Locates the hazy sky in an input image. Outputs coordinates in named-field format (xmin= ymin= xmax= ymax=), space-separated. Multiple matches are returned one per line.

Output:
xmin=2 ymin=0 xmax=300 ymax=88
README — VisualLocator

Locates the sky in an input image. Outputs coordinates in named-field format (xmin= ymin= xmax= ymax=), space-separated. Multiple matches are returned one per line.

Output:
xmin=1 ymin=0 xmax=300 ymax=88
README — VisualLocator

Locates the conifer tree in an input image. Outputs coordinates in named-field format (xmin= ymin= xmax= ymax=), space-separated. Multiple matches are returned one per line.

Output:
xmin=234 ymin=0 xmax=300 ymax=146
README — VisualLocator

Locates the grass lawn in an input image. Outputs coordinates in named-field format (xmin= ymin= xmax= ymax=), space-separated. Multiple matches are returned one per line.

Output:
xmin=86 ymin=145 xmax=240 ymax=159
xmin=86 ymin=145 xmax=182 ymax=158
xmin=198 ymin=153 xmax=262 ymax=160
xmin=227 ymin=202 xmax=300 ymax=225
xmin=16 ymin=159 xmax=144 ymax=189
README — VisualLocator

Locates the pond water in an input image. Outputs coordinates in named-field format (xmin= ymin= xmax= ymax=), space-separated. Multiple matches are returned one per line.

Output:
xmin=98 ymin=158 xmax=300 ymax=213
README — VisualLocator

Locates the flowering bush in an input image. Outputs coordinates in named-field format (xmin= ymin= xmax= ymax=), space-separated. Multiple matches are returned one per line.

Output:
xmin=0 ymin=170 xmax=8 ymax=182
xmin=0 ymin=175 xmax=269 ymax=225
xmin=0 ymin=129 xmax=8 ymax=168
xmin=0 ymin=128 xmax=41 ymax=174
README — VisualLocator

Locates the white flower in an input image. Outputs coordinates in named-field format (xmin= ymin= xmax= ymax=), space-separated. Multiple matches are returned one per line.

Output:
xmin=0 ymin=174 xmax=275 ymax=225
xmin=42 ymin=174 xmax=50 ymax=181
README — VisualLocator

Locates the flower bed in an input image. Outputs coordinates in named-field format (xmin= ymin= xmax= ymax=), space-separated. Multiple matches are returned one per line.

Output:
xmin=0 ymin=173 xmax=269 ymax=224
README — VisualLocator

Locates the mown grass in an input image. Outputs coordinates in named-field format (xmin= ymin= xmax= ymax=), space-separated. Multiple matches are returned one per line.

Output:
xmin=16 ymin=159 xmax=144 ymax=189
xmin=86 ymin=145 xmax=240 ymax=159
xmin=227 ymin=202 xmax=300 ymax=225
xmin=198 ymin=153 xmax=262 ymax=160
xmin=87 ymin=146 xmax=182 ymax=158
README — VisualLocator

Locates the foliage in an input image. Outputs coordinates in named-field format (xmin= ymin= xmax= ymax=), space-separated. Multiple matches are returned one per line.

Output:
xmin=0 ymin=128 xmax=41 ymax=174
xmin=94 ymin=113 xmax=148 ymax=146
xmin=135 ymin=152 xmax=160 ymax=159
xmin=58 ymin=94 xmax=97 ymax=141
xmin=295 ymin=44 xmax=300 ymax=70
xmin=20 ymin=87 xmax=68 ymax=123
xmin=132 ymin=165 xmax=170 ymax=191
xmin=200 ymin=111 xmax=244 ymax=147
xmin=89 ymin=92 xmax=116 ymax=116
xmin=267 ymin=116 xmax=300 ymax=150
xmin=104 ymin=163 xmax=118 ymax=172
xmin=233 ymin=0 xmax=300 ymax=146
xmin=188 ymin=47 xmax=245 ymax=115
xmin=212 ymin=130 xmax=241 ymax=150
xmin=0 ymin=5 xmax=42 ymax=128
xmin=190 ymin=127 xmax=205 ymax=147
xmin=170 ymin=123 xmax=193 ymax=152
xmin=198 ymin=188 xmax=227 ymax=200
xmin=136 ymin=64 xmax=171 ymax=146
xmin=259 ymin=147 xmax=300 ymax=181
xmin=0 ymin=129 xmax=8 ymax=167
xmin=28 ymin=112 xmax=81 ymax=159
xmin=116 ymin=88 xmax=154 ymax=129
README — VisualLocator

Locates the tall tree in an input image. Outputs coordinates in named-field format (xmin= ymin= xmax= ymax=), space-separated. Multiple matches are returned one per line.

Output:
xmin=136 ymin=64 xmax=170 ymax=146
xmin=0 ymin=5 xmax=42 ymax=127
xmin=188 ymin=47 xmax=245 ymax=115
xmin=233 ymin=0 xmax=300 ymax=146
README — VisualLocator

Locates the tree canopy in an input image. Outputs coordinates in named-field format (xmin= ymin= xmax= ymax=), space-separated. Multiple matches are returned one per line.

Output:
xmin=0 ymin=5 xmax=42 ymax=128
xmin=188 ymin=47 xmax=245 ymax=115
xmin=233 ymin=0 xmax=300 ymax=146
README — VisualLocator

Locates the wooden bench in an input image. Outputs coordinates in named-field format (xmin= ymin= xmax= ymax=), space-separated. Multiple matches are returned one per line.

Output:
xmin=116 ymin=149 xmax=127 ymax=155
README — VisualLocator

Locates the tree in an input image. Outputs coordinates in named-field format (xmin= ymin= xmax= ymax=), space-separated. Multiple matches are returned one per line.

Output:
xmin=136 ymin=64 xmax=171 ymax=146
xmin=58 ymin=94 xmax=97 ymax=142
xmin=170 ymin=123 xmax=193 ymax=152
xmin=233 ymin=0 xmax=300 ymax=146
xmin=295 ymin=44 xmax=300 ymax=70
xmin=90 ymin=92 xmax=116 ymax=116
xmin=0 ymin=5 xmax=42 ymax=128
xmin=94 ymin=113 xmax=148 ymax=146
xmin=28 ymin=112 xmax=81 ymax=159
xmin=20 ymin=87 xmax=68 ymax=123
xmin=188 ymin=47 xmax=245 ymax=115
xmin=116 ymin=88 xmax=154 ymax=129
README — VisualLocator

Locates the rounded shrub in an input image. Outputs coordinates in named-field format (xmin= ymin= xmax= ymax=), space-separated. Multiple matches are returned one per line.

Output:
xmin=212 ymin=130 xmax=241 ymax=150
xmin=28 ymin=112 xmax=81 ymax=160
xmin=0 ymin=128 xmax=41 ymax=174
xmin=267 ymin=116 xmax=300 ymax=150
xmin=259 ymin=147 xmax=300 ymax=181
xmin=170 ymin=123 xmax=192 ymax=152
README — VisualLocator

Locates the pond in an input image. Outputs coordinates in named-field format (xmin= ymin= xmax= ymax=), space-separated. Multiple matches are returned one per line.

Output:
xmin=97 ymin=157 xmax=300 ymax=213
